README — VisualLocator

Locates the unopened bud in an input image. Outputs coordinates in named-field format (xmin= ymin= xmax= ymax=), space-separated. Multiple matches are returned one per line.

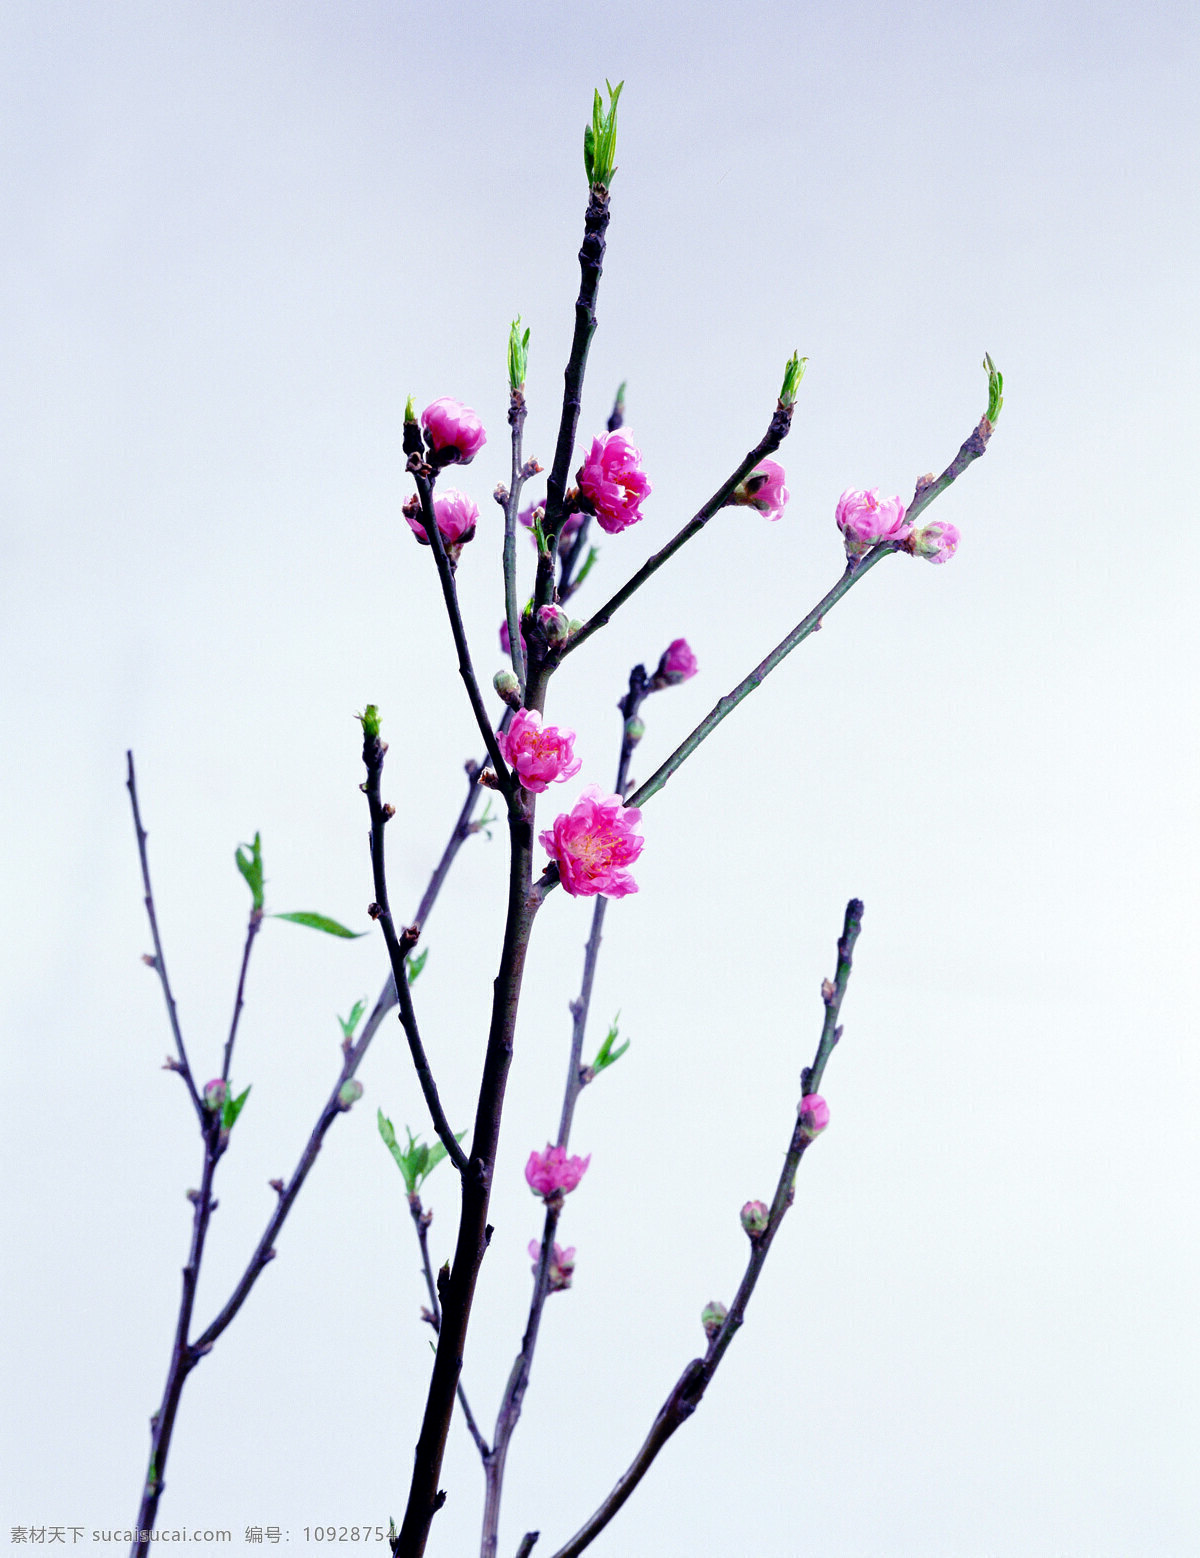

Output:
xmin=799 ymin=1093 xmax=830 ymax=1141
xmin=493 ymin=668 xmax=522 ymax=708
xmin=821 ymin=978 xmax=836 ymax=1005
xmin=203 ymin=1078 xmax=228 ymax=1112
xmin=624 ymin=716 xmax=645 ymax=744
xmin=740 ymin=1200 xmax=770 ymax=1237
xmin=701 ymin=1300 xmax=728 ymax=1339
xmin=538 ymin=604 xmax=570 ymax=645
xmin=337 ymin=1079 xmax=364 ymax=1111
xmin=357 ymin=705 xmax=382 ymax=739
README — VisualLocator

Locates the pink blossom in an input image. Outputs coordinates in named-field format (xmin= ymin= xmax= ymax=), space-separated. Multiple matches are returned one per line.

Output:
xmin=537 ymin=604 xmax=570 ymax=645
xmin=799 ymin=1093 xmax=830 ymax=1139
xmin=908 ymin=520 xmax=960 ymax=565
xmin=421 ymin=397 xmax=487 ymax=465
xmin=835 ymin=488 xmax=910 ymax=558
xmin=539 ymin=784 xmax=644 ymax=898
xmin=405 ymin=489 xmax=479 ymax=552
xmin=734 ymin=459 xmax=789 ymax=522
xmin=496 ymin=708 xmax=582 ymax=793
xmin=656 ymin=637 xmax=698 ymax=685
xmin=529 ymin=1239 xmax=576 ymax=1292
xmin=525 ymin=1144 xmax=591 ymax=1197
xmin=576 ymin=430 xmax=652 ymax=534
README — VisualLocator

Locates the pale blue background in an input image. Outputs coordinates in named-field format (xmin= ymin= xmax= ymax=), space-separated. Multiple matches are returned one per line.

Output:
xmin=2 ymin=2 xmax=1197 ymax=1555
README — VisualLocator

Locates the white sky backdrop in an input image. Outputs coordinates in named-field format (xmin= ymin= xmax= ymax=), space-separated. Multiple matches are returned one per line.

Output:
xmin=2 ymin=2 xmax=1197 ymax=1555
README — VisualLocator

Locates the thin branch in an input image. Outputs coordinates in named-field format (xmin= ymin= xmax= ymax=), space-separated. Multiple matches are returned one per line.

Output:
xmin=362 ymin=724 xmax=469 ymax=1176
xmin=221 ymin=909 xmax=262 ymax=1083
xmin=126 ymin=752 xmax=203 ymax=1119
xmin=563 ymin=401 xmax=793 ymax=660
xmin=409 ymin=1195 xmax=490 ymax=1460
xmin=411 ymin=466 xmax=514 ymax=797
xmin=545 ymin=900 xmax=864 ymax=1558
xmin=514 ymin=1537 xmax=539 ymax=1558
xmin=503 ymin=391 xmax=530 ymax=692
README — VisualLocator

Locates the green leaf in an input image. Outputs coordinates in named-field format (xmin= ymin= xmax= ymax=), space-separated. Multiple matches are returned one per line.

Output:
xmin=586 ymin=80 xmax=624 ymax=188
xmin=235 ymin=833 xmax=264 ymax=911
xmin=271 ymin=911 xmax=366 ymax=939
xmin=338 ymin=999 xmax=367 ymax=1041
xmin=779 ymin=351 xmax=808 ymax=409
xmin=406 ymin=947 xmax=429 ymax=983
xmin=222 ymin=1085 xmax=251 ymax=1132
xmin=573 ymin=545 xmax=600 ymax=589
xmin=593 ymin=1012 xmax=630 ymax=1073
xmin=508 ymin=317 xmax=531 ymax=391
xmin=983 ymin=352 xmax=1004 ymax=424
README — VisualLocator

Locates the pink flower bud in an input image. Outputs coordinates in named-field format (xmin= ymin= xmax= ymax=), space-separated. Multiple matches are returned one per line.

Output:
xmin=525 ymin=1144 xmax=591 ymax=1198
xmin=529 ymin=1239 xmax=577 ymax=1292
xmin=405 ymin=489 xmax=479 ymax=555
xmin=420 ymin=398 xmax=487 ymax=466
xmin=539 ymin=784 xmax=644 ymax=898
xmin=655 ymin=637 xmax=698 ymax=686
xmin=537 ymin=604 xmax=570 ymax=645
xmin=493 ymin=668 xmax=521 ymax=707
xmin=701 ymin=1300 xmax=728 ymax=1339
xmin=576 ymin=430 xmax=652 ymax=534
xmin=733 ymin=459 xmax=789 ymax=522
xmin=799 ymin=1093 xmax=830 ymax=1140
xmin=908 ymin=520 xmax=960 ymax=564
xmin=740 ymin=1199 xmax=770 ymax=1237
xmin=835 ymin=488 xmax=910 ymax=559
xmin=496 ymin=708 xmax=582 ymax=793
xmin=203 ymin=1078 xmax=228 ymax=1111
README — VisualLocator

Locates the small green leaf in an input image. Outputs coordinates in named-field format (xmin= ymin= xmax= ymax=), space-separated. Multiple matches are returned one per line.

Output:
xmin=508 ymin=317 xmax=531 ymax=391
xmin=357 ymin=704 xmax=382 ymax=739
xmin=592 ymin=1011 xmax=630 ymax=1073
xmin=406 ymin=948 xmax=429 ymax=983
xmin=983 ymin=352 xmax=1004 ymax=424
xmin=338 ymin=999 xmax=367 ymax=1041
xmin=586 ymin=80 xmax=624 ymax=188
xmin=222 ymin=1084 xmax=251 ymax=1132
xmin=779 ymin=352 xmax=808 ymax=409
xmin=378 ymin=1115 xmax=464 ymax=1194
xmin=272 ymin=911 xmax=366 ymax=938
xmin=235 ymin=833 xmax=264 ymax=911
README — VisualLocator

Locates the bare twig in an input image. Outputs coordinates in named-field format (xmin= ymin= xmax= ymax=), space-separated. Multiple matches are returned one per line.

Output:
xmin=126 ymin=753 xmax=203 ymax=1119
xmin=409 ymin=1195 xmax=490 ymax=1460
xmin=544 ymin=900 xmax=865 ymax=1558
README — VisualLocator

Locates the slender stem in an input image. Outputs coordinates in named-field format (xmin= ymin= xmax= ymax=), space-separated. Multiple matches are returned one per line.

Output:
xmin=132 ymin=1121 xmax=220 ymax=1555
xmin=535 ymin=188 xmax=611 ymax=610
xmin=504 ymin=392 xmax=529 ymax=692
xmin=514 ymin=1537 xmax=539 ymax=1558
xmin=545 ymin=901 xmax=864 ymax=1558
xmin=625 ymin=550 xmax=891 ymax=811
xmin=412 ymin=468 xmax=514 ymax=798
xmin=904 ymin=417 xmax=994 ymax=529
xmin=564 ymin=402 xmax=792 ymax=660
xmin=409 ymin=1195 xmax=490 ymax=1460
xmin=221 ymin=909 xmax=262 ymax=1083
xmin=363 ymin=726 xmax=469 ymax=1176
xmin=126 ymin=753 xmax=203 ymax=1119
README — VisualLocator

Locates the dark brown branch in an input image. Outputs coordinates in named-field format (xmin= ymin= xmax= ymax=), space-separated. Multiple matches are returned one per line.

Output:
xmin=221 ymin=909 xmax=262 ymax=1082
xmin=362 ymin=725 xmax=468 ymax=1176
xmin=126 ymin=752 xmax=203 ymax=1119
xmin=563 ymin=401 xmax=793 ymax=660
xmin=545 ymin=901 xmax=865 ymax=1558
xmin=409 ymin=1195 xmax=490 ymax=1460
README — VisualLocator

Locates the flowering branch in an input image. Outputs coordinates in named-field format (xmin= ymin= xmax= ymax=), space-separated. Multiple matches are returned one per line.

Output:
xmin=480 ymin=663 xmax=649 ymax=1557
xmin=361 ymin=712 xmax=469 ymax=1176
xmin=408 ymin=1193 xmax=490 ymax=1460
xmin=563 ymin=399 xmax=793 ymax=660
xmin=126 ymin=752 xmax=203 ymax=1119
xmin=544 ymin=900 xmax=864 ymax=1558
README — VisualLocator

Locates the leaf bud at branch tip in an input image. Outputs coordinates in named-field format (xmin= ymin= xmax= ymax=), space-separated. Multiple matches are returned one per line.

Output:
xmin=583 ymin=80 xmax=623 ymax=189
xmin=779 ymin=352 xmax=807 ymax=408
xmin=357 ymin=705 xmax=382 ymax=740
xmin=508 ymin=317 xmax=530 ymax=392
xmin=983 ymin=352 xmax=1004 ymax=427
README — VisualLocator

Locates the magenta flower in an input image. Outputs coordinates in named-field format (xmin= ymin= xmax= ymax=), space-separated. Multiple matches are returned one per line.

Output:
xmin=835 ymin=488 xmax=910 ymax=559
xmin=406 ymin=488 xmax=479 ymax=556
xmin=655 ymin=637 xmax=698 ymax=686
xmin=496 ymin=708 xmax=582 ymax=793
xmin=421 ymin=397 xmax=487 ymax=466
xmin=908 ymin=520 xmax=960 ymax=565
xmin=799 ymin=1093 xmax=830 ymax=1139
xmin=733 ymin=459 xmax=789 ymax=522
xmin=576 ymin=429 xmax=652 ymax=534
xmin=539 ymin=784 xmax=644 ymax=898
xmin=525 ymin=1143 xmax=591 ymax=1197
xmin=529 ymin=1239 xmax=577 ymax=1292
